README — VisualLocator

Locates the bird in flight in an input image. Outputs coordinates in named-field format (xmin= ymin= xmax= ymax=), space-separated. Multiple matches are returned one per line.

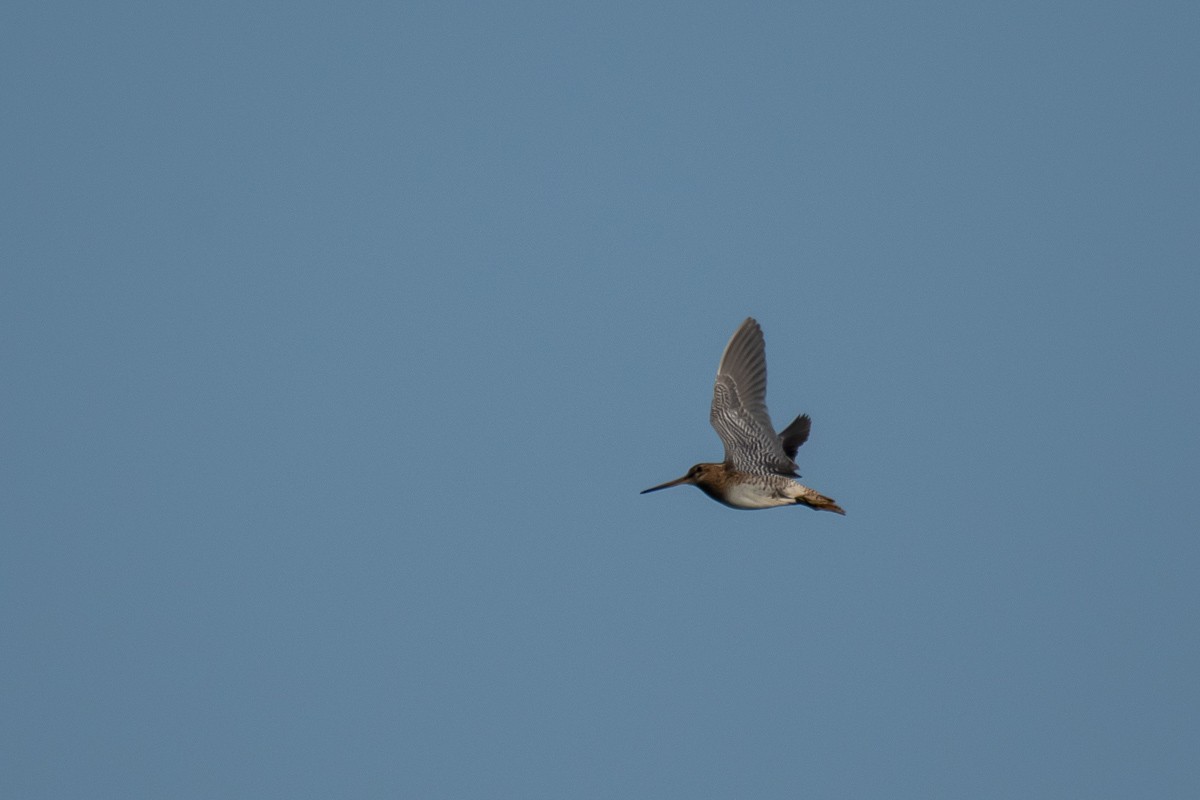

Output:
xmin=641 ymin=317 xmax=844 ymax=514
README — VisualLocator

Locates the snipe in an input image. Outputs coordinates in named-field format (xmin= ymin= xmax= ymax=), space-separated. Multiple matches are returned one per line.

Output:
xmin=642 ymin=317 xmax=844 ymax=514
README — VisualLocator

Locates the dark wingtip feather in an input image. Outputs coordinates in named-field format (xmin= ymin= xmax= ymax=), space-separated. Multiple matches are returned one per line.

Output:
xmin=779 ymin=413 xmax=811 ymax=460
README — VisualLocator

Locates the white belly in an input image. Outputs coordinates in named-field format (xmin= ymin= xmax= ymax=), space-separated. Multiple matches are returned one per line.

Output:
xmin=719 ymin=482 xmax=795 ymax=510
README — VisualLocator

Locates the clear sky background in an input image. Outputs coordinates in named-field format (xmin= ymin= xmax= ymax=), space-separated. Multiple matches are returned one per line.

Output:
xmin=3 ymin=3 xmax=1198 ymax=798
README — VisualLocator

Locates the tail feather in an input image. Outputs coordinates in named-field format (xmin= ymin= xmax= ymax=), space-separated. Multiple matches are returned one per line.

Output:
xmin=796 ymin=492 xmax=845 ymax=515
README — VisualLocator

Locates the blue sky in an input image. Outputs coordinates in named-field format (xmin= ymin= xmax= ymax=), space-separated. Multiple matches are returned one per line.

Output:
xmin=3 ymin=2 xmax=1198 ymax=797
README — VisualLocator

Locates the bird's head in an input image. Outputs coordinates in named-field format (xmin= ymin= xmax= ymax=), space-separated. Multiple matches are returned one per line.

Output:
xmin=640 ymin=463 xmax=724 ymax=494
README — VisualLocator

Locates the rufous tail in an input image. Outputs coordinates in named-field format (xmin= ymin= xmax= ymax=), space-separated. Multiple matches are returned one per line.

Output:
xmin=797 ymin=493 xmax=845 ymax=515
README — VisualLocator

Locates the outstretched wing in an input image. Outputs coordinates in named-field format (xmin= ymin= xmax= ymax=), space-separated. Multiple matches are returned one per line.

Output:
xmin=709 ymin=318 xmax=798 ymax=475
xmin=779 ymin=414 xmax=811 ymax=461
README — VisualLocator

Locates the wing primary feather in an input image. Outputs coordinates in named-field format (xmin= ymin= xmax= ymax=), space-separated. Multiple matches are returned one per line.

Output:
xmin=779 ymin=414 xmax=811 ymax=460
